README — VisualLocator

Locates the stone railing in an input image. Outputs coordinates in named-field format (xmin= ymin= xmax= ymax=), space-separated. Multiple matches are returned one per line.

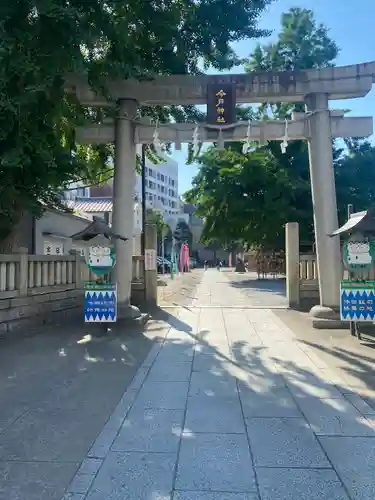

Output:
xmin=0 ymin=251 xmax=146 ymax=333
xmin=285 ymin=222 xmax=321 ymax=309
xmin=0 ymin=253 xmax=80 ymax=299
xmin=299 ymin=253 xmax=319 ymax=302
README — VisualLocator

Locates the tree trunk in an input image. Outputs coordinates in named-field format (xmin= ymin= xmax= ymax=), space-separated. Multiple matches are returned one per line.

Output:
xmin=0 ymin=212 xmax=33 ymax=253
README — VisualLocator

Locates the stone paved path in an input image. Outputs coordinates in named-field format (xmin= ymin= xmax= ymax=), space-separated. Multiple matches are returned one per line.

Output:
xmin=62 ymin=270 xmax=375 ymax=500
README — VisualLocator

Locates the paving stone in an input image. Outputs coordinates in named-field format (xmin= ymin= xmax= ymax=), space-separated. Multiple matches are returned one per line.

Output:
xmin=87 ymin=391 xmax=139 ymax=459
xmin=231 ymin=348 xmax=276 ymax=372
xmin=0 ymin=403 xmax=28 ymax=434
xmin=195 ymin=342 xmax=232 ymax=357
xmin=344 ymin=394 xmax=375 ymax=415
xmin=156 ymin=344 xmax=195 ymax=364
xmin=0 ymin=461 xmax=79 ymax=500
xmin=173 ymin=492 xmax=258 ymax=500
xmin=185 ymin=395 xmax=245 ymax=433
xmin=127 ymin=366 xmax=151 ymax=391
xmin=176 ymin=432 xmax=256 ymax=492
xmin=134 ymin=381 xmax=189 ymax=410
xmin=298 ymin=345 xmax=330 ymax=370
xmin=319 ymin=436 xmax=375 ymax=500
xmin=147 ymin=360 xmax=192 ymax=382
xmin=67 ymin=473 xmax=95 ymax=495
xmin=105 ymin=390 xmax=138 ymax=430
xmin=238 ymin=371 xmax=287 ymax=392
xmin=246 ymin=418 xmax=330 ymax=468
xmin=239 ymin=386 xmax=302 ymax=418
xmin=87 ymin=424 xmax=120 ymax=459
xmin=85 ymin=451 xmax=176 ymax=500
xmin=112 ymin=408 xmax=184 ymax=453
xmin=267 ymin=344 xmax=317 ymax=370
xmin=142 ymin=343 xmax=164 ymax=367
xmin=256 ymin=468 xmax=350 ymax=500
xmin=230 ymin=336 xmax=264 ymax=350
xmin=284 ymin=373 xmax=345 ymax=399
xmin=296 ymin=397 xmax=375 ymax=436
xmin=165 ymin=328 xmax=196 ymax=343
xmin=77 ymin=458 xmax=103 ymax=475
xmin=193 ymin=353 xmax=231 ymax=374
xmin=0 ymin=407 xmax=103 ymax=461
xmin=189 ymin=371 xmax=238 ymax=398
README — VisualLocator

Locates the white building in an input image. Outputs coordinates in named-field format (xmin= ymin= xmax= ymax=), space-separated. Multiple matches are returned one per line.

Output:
xmin=62 ymin=151 xmax=182 ymax=252
xmin=63 ymin=182 xmax=89 ymax=200
xmin=135 ymin=151 xmax=179 ymax=219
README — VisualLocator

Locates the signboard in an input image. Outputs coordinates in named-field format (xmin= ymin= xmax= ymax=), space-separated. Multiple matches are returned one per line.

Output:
xmin=84 ymin=282 xmax=117 ymax=322
xmin=343 ymin=234 xmax=375 ymax=272
xmin=145 ymin=249 xmax=157 ymax=271
xmin=340 ymin=280 xmax=375 ymax=321
xmin=206 ymin=84 xmax=236 ymax=126
xmin=85 ymin=245 xmax=116 ymax=276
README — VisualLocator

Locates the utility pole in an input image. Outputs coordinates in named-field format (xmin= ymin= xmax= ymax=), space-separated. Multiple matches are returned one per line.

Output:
xmin=141 ymin=144 xmax=147 ymax=299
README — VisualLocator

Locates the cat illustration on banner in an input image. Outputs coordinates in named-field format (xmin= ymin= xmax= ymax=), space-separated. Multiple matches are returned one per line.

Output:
xmin=86 ymin=246 xmax=116 ymax=275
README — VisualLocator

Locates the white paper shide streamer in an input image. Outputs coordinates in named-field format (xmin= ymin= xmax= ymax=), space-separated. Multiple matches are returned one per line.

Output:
xmin=280 ymin=119 xmax=289 ymax=154
xmin=193 ymin=125 xmax=199 ymax=157
xmin=242 ymin=120 xmax=252 ymax=155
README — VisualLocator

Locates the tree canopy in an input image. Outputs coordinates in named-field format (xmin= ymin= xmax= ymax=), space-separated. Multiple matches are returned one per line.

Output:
xmin=186 ymin=7 xmax=375 ymax=250
xmin=0 ymin=0 xmax=273 ymax=245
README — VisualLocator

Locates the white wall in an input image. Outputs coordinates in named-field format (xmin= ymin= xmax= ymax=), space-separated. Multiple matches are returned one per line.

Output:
xmin=135 ymin=150 xmax=180 ymax=220
xmin=35 ymin=209 xmax=91 ymax=255
xmin=35 ymin=209 xmax=142 ymax=257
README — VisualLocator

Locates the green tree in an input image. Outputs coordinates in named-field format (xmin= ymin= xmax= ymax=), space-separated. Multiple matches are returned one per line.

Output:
xmin=0 ymin=0 xmax=273 ymax=249
xmin=186 ymin=8 xmax=354 ymax=249
xmin=335 ymin=141 xmax=375 ymax=220
xmin=146 ymin=209 xmax=171 ymax=255
xmin=174 ymin=220 xmax=193 ymax=250
xmin=186 ymin=145 xmax=296 ymax=249
xmin=245 ymin=7 xmax=339 ymax=118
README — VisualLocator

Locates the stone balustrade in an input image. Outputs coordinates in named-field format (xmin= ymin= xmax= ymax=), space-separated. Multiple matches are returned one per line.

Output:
xmin=299 ymin=253 xmax=319 ymax=304
xmin=0 ymin=252 xmax=145 ymax=333
xmin=285 ymin=222 xmax=320 ymax=310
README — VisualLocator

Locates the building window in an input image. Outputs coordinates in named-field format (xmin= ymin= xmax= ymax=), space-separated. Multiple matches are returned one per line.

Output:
xmin=148 ymin=168 xmax=153 ymax=177
xmin=161 ymin=174 xmax=164 ymax=182
xmin=157 ymin=173 xmax=160 ymax=180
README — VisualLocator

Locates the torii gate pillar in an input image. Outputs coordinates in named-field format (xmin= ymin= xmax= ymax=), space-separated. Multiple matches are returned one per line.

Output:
xmin=306 ymin=93 xmax=342 ymax=316
xmin=112 ymin=99 xmax=140 ymax=318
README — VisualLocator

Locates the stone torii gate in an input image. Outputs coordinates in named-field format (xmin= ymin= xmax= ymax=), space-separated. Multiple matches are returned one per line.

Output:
xmin=66 ymin=61 xmax=375 ymax=319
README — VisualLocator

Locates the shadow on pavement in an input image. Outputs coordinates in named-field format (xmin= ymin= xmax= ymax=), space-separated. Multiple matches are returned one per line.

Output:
xmin=0 ymin=319 xmax=166 ymax=500
xmin=229 ymin=277 xmax=286 ymax=297
xmin=65 ymin=307 xmax=375 ymax=500
xmin=2 ymin=304 xmax=375 ymax=499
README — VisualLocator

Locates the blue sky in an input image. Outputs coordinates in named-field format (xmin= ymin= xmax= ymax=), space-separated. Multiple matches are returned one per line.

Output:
xmin=175 ymin=0 xmax=375 ymax=194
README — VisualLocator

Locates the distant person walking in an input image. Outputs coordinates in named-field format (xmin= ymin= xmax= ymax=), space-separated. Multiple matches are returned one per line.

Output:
xmin=204 ymin=260 xmax=208 ymax=271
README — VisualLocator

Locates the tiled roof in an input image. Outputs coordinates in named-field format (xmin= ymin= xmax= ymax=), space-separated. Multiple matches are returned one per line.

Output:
xmin=66 ymin=198 xmax=113 ymax=213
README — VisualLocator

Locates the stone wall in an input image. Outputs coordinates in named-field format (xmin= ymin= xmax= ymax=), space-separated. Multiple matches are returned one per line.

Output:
xmin=0 ymin=252 xmax=147 ymax=334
